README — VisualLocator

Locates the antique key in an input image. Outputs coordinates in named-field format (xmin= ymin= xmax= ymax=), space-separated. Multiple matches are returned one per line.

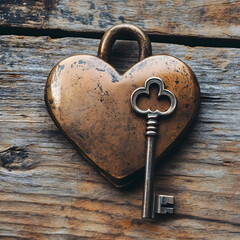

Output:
xmin=131 ymin=76 xmax=177 ymax=219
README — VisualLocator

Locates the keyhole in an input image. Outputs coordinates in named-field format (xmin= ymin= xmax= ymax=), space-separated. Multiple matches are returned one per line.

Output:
xmin=137 ymin=83 xmax=171 ymax=112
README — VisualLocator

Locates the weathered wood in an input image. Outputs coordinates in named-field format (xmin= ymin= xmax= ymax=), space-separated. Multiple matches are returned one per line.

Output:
xmin=0 ymin=35 xmax=239 ymax=239
xmin=0 ymin=0 xmax=240 ymax=40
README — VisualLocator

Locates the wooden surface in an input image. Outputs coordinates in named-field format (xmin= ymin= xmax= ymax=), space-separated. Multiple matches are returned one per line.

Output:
xmin=0 ymin=0 xmax=240 ymax=39
xmin=0 ymin=0 xmax=240 ymax=239
xmin=0 ymin=35 xmax=239 ymax=239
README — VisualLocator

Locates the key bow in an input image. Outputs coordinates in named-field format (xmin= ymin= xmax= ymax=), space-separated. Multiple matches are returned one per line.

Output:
xmin=130 ymin=77 xmax=177 ymax=117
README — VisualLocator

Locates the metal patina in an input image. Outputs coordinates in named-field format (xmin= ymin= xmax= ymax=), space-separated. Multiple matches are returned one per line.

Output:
xmin=45 ymin=24 xmax=200 ymax=187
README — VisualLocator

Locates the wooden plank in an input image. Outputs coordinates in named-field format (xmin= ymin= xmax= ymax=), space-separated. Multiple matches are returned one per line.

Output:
xmin=0 ymin=35 xmax=239 ymax=239
xmin=0 ymin=0 xmax=240 ymax=39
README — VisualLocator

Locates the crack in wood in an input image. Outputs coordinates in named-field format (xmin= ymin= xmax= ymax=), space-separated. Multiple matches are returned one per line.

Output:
xmin=0 ymin=26 xmax=239 ymax=49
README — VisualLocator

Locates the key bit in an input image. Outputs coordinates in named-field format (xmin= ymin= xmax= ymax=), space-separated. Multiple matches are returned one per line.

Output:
xmin=154 ymin=195 xmax=174 ymax=214
xmin=130 ymin=76 xmax=177 ymax=219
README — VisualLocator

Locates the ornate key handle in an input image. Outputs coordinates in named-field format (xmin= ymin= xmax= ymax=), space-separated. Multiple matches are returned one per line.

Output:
xmin=131 ymin=77 xmax=177 ymax=118
xmin=131 ymin=77 xmax=177 ymax=219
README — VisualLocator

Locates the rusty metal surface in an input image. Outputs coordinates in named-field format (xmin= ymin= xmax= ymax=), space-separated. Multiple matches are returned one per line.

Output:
xmin=45 ymin=24 xmax=200 ymax=187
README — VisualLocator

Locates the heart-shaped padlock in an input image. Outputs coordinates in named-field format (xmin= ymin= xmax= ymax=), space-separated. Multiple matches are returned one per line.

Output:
xmin=45 ymin=24 xmax=200 ymax=188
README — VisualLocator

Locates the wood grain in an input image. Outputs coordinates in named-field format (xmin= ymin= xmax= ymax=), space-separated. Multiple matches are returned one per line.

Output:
xmin=0 ymin=35 xmax=240 ymax=239
xmin=0 ymin=0 xmax=240 ymax=40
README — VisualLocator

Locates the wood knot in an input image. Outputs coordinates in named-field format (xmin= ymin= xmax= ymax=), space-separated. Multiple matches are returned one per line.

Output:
xmin=0 ymin=146 xmax=38 ymax=170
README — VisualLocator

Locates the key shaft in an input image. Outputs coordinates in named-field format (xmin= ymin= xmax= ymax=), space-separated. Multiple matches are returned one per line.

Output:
xmin=142 ymin=135 xmax=156 ymax=218
xmin=142 ymin=113 xmax=158 ymax=219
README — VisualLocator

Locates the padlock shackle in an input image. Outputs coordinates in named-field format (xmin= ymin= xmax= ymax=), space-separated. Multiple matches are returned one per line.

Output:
xmin=98 ymin=24 xmax=152 ymax=63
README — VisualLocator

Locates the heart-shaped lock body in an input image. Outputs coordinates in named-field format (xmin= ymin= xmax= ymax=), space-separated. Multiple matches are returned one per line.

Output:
xmin=45 ymin=24 xmax=200 ymax=187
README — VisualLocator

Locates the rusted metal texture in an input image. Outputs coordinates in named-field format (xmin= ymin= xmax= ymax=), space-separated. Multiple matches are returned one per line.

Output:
xmin=45 ymin=24 xmax=200 ymax=187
